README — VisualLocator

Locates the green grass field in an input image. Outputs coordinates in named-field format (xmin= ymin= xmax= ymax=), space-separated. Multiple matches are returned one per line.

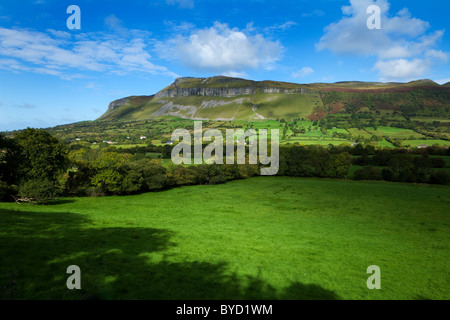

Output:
xmin=282 ymin=139 xmax=350 ymax=146
xmin=403 ymin=140 xmax=450 ymax=148
xmin=1 ymin=177 xmax=449 ymax=300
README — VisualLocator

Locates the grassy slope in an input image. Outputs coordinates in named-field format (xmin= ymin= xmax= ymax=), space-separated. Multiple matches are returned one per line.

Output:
xmin=98 ymin=77 xmax=449 ymax=123
xmin=1 ymin=177 xmax=449 ymax=300
xmin=102 ymin=93 xmax=320 ymax=122
xmin=254 ymin=93 xmax=319 ymax=120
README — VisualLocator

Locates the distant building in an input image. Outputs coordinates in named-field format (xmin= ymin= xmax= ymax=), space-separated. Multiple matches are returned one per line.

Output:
xmin=418 ymin=144 xmax=428 ymax=149
xmin=165 ymin=141 xmax=174 ymax=145
xmin=140 ymin=136 xmax=147 ymax=140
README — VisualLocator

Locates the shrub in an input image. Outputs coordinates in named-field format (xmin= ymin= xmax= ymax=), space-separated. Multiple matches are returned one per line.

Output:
xmin=85 ymin=186 xmax=105 ymax=197
xmin=18 ymin=179 xmax=58 ymax=201
xmin=431 ymin=157 xmax=446 ymax=168
xmin=382 ymin=168 xmax=394 ymax=181
xmin=0 ymin=180 xmax=10 ymax=201
xmin=354 ymin=166 xmax=383 ymax=181
xmin=238 ymin=164 xmax=259 ymax=179
xmin=429 ymin=171 xmax=450 ymax=185
xmin=121 ymin=169 xmax=144 ymax=194
xmin=206 ymin=165 xmax=227 ymax=185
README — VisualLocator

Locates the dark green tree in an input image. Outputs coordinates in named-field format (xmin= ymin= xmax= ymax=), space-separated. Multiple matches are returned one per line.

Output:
xmin=15 ymin=128 xmax=68 ymax=182
xmin=13 ymin=128 xmax=69 ymax=200
xmin=0 ymin=134 xmax=21 ymax=185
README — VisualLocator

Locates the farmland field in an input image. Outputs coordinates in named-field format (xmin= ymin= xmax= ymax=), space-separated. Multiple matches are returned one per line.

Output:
xmin=403 ymin=140 xmax=450 ymax=148
xmin=1 ymin=177 xmax=449 ymax=300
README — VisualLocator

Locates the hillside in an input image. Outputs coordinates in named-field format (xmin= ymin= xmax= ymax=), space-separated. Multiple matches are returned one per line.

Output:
xmin=99 ymin=76 xmax=450 ymax=122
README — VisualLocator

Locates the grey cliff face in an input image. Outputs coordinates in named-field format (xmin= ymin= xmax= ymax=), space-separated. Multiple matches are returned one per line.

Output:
xmin=155 ymin=82 xmax=315 ymax=98
xmin=259 ymin=88 xmax=314 ymax=94
xmin=108 ymin=98 xmax=129 ymax=111
xmin=153 ymin=76 xmax=316 ymax=98
xmin=155 ymin=87 xmax=255 ymax=98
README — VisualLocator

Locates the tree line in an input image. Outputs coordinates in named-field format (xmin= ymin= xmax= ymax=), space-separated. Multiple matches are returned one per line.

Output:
xmin=1 ymin=129 xmax=449 ymax=202
xmin=0 ymin=129 xmax=259 ymax=202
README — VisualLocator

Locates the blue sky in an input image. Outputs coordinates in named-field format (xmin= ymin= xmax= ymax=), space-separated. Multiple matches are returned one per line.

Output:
xmin=0 ymin=0 xmax=449 ymax=131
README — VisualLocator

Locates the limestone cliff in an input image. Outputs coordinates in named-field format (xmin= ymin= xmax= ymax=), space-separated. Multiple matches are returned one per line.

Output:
xmin=155 ymin=76 xmax=315 ymax=98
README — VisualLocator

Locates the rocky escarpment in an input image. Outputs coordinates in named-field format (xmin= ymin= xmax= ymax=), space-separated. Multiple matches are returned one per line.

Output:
xmin=107 ymin=98 xmax=129 ymax=111
xmin=155 ymin=86 xmax=314 ymax=98
xmin=155 ymin=86 xmax=254 ymax=98
xmin=155 ymin=76 xmax=315 ymax=98
xmin=99 ymin=76 xmax=450 ymax=122
xmin=259 ymin=87 xmax=314 ymax=95
xmin=101 ymin=95 xmax=154 ymax=118
xmin=97 ymin=98 xmax=130 ymax=119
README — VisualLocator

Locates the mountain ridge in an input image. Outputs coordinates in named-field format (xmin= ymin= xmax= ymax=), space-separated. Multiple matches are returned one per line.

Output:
xmin=99 ymin=76 xmax=450 ymax=122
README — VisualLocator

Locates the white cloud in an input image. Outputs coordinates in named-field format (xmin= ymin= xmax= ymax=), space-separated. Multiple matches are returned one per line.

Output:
xmin=85 ymin=82 xmax=101 ymax=89
xmin=222 ymin=71 xmax=248 ymax=78
xmin=164 ymin=20 xmax=196 ymax=34
xmin=434 ymin=78 xmax=450 ymax=85
xmin=374 ymin=59 xmax=429 ymax=81
xmin=425 ymin=49 xmax=448 ymax=63
xmin=0 ymin=27 xmax=178 ymax=79
xmin=292 ymin=67 xmax=314 ymax=79
xmin=265 ymin=21 xmax=297 ymax=33
xmin=301 ymin=10 xmax=325 ymax=18
xmin=316 ymin=0 xmax=448 ymax=81
xmin=157 ymin=22 xmax=283 ymax=75
xmin=104 ymin=14 xmax=128 ymax=36
xmin=166 ymin=0 xmax=194 ymax=9
xmin=14 ymin=103 xmax=37 ymax=109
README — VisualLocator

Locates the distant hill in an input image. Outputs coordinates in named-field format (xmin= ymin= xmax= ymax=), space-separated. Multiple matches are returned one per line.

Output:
xmin=99 ymin=76 xmax=450 ymax=121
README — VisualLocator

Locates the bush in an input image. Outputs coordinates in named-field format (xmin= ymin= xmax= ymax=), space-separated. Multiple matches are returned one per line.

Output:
xmin=66 ymin=164 xmax=94 ymax=196
xmin=140 ymin=160 xmax=168 ymax=190
xmin=223 ymin=164 xmax=242 ymax=180
xmin=85 ymin=186 xmax=105 ymax=197
xmin=354 ymin=166 xmax=383 ymax=181
xmin=0 ymin=180 xmax=11 ymax=201
xmin=18 ymin=179 xmax=58 ymax=200
xmin=238 ymin=164 xmax=259 ymax=179
xmin=206 ymin=165 xmax=227 ymax=185
xmin=431 ymin=157 xmax=446 ymax=168
xmin=121 ymin=169 xmax=144 ymax=194
xmin=170 ymin=166 xmax=197 ymax=186
xmin=382 ymin=168 xmax=394 ymax=181
xmin=429 ymin=171 xmax=450 ymax=185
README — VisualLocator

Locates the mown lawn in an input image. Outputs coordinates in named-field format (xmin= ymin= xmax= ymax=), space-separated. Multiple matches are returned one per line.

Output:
xmin=0 ymin=177 xmax=449 ymax=300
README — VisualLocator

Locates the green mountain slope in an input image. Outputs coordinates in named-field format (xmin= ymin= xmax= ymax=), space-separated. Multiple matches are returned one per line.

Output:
xmin=99 ymin=76 xmax=450 ymax=122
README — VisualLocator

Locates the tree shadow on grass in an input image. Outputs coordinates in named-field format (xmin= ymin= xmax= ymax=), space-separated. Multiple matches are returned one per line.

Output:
xmin=0 ymin=209 xmax=340 ymax=300
xmin=43 ymin=199 xmax=77 ymax=205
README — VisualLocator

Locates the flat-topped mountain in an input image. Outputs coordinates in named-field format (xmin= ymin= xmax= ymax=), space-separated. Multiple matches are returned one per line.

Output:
xmin=99 ymin=76 xmax=450 ymax=121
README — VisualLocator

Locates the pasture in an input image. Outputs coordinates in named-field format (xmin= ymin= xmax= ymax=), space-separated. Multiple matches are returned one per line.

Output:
xmin=0 ymin=177 xmax=449 ymax=300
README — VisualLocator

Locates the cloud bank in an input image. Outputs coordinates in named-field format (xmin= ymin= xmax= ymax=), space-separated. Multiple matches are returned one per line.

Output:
xmin=0 ymin=25 xmax=178 ymax=80
xmin=316 ymin=0 xmax=448 ymax=81
xmin=157 ymin=22 xmax=283 ymax=76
